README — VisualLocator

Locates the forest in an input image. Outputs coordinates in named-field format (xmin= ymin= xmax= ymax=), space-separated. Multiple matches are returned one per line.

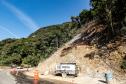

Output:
xmin=0 ymin=0 xmax=126 ymax=67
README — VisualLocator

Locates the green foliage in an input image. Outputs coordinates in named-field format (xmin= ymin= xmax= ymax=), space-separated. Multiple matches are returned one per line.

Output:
xmin=90 ymin=0 xmax=126 ymax=34
xmin=0 ymin=22 xmax=79 ymax=66
xmin=121 ymin=59 xmax=126 ymax=69
xmin=22 ymin=55 xmax=39 ymax=67
xmin=71 ymin=16 xmax=81 ymax=27
xmin=0 ymin=0 xmax=125 ymax=67
xmin=79 ymin=9 xmax=93 ymax=24
xmin=0 ymin=53 xmax=21 ymax=66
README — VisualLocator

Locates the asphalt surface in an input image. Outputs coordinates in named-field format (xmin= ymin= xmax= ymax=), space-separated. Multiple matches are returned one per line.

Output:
xmin=0 ymin=70 xmax=73 ymax=84
xmin=15 ymin=73 xmax=73 ymax=84
xmin=0 ymin=70 xmax=53 ymax=84
xmin=0 ymin=70 xmax=16 ymax=84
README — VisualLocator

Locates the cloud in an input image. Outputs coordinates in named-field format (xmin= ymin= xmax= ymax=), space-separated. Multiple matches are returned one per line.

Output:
xmin=0 ymin=25 xmax=18 ymax=38
xmin=2 ymin=0 xmax=39 ymax=31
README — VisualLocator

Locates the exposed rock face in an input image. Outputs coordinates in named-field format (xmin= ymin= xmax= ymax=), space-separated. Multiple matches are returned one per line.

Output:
xmin=38 ymin=21 xmax=126 ymax=83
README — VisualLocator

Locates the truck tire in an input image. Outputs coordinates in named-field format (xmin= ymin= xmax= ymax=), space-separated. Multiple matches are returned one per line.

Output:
xmin=62 ymin=72 xmax=67 ymax=78
xmin=75 ymin=74 xmax=78 ymax=77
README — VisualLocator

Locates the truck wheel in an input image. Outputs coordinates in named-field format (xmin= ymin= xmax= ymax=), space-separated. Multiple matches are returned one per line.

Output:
xmin=75 ymin=74 xmax=78 ymax=77
xmin=62 ymin=73 xmax=67 ymax=78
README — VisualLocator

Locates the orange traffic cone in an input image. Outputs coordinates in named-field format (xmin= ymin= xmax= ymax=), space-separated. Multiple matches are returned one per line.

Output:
xmin=33 ymin=69 xmax=39 ymax=84
xmin=34 ymin=80 xmax=39 ymax=84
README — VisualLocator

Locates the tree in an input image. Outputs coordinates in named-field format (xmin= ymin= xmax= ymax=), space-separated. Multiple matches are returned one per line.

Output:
xmin=90 ymin=0 xmax=126 ymax=35
xmin=22 ymin=55 xmax=39 ymax=66
xmin=71 ymin=16 xmax=81 ymax=27
xmin=79 ymin=9 xmax=93 ymax=24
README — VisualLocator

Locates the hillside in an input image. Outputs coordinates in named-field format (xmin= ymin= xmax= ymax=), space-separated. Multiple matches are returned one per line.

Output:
xmin=37 ymin=21 xmax=126 ymax=84
xmin=37 ymin=1 xmax=126 ymax=83
xmin=0 ymin=0 xmax=125 ymax=76
xmin=0 ymin=21 xmax=82 ymax=66
xmin=0 ymin=0 xmax=126 ymax=83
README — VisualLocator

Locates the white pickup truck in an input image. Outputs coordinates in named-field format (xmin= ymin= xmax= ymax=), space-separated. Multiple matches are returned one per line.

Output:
xmin=55 ymin=63 xmax=79 ymax=77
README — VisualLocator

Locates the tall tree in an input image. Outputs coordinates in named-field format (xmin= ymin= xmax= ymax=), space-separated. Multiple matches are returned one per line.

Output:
xmin=90 ymin=0 xmax=126 ymax=35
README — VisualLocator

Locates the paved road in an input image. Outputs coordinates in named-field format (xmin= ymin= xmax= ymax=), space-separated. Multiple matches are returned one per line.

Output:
xmin=0 ymin=70 xmax=16 ymax=84
xmin=0 ymin=70 xmax=73 ymax=84
xmin=15 ymin=72 xmax=73 ymax=84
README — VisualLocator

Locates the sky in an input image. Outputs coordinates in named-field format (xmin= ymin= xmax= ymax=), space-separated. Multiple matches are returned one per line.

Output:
xmin=0 ymin=0 xmax=90 ymax=40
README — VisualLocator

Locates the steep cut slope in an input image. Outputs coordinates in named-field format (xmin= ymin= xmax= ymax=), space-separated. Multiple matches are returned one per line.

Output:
xmin=38 ymin=21 xmax=106 ymax=74
xmin=37 ymin=21 xmax=126 ymax=84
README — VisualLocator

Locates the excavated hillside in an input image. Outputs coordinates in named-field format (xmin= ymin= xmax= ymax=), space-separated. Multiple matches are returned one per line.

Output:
xmin=38 ymin=21 xmax=126 ymax=84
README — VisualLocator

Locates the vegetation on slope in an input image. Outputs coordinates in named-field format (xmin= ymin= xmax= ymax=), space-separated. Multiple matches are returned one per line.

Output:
xmin=0 ymin=0 xmax=126 ymax=68
xmin=0 ymin=22 xmax=80 ymax=66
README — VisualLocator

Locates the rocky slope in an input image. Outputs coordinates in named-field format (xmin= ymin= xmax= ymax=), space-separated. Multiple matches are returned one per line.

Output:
xmin=37 ymin=21 xmax=126 ymax=84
